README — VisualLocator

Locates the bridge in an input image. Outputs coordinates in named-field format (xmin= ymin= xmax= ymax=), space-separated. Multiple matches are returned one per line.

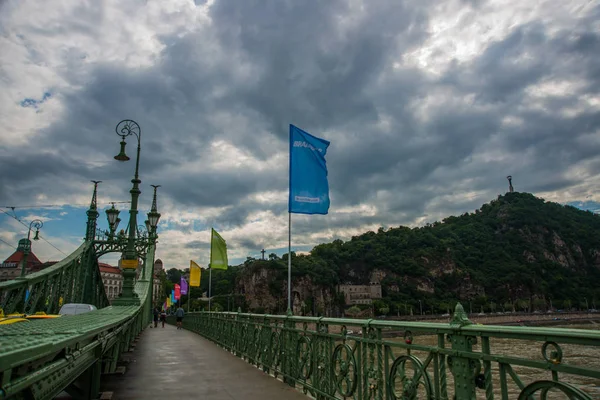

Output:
xmin=1 ymin=121 xmax=600 ymax=399
xmin=2 ymin=232 xmax=600 ymax=399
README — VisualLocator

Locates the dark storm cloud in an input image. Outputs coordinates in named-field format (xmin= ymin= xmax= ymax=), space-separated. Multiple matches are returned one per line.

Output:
xmin=236 ymin=237 xmax=262 ymax=251
xmin=183 ymin=240 xmax=209 ymax=250
xmin=208 ymin=0 xmax=431 ymax=138
xmin=0 ymin=148 xmax=104 ymax=205
xmin=2 ymin=0 xmax=600 ymax=259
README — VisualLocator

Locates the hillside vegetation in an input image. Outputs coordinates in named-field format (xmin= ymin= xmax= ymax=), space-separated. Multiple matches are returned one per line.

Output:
xmin=173 ymin=192 xmax=600 ymax=314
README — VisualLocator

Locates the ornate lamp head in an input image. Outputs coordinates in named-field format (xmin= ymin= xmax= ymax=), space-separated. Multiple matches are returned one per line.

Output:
xmin=106 ymin=203 xmax=120 ymax=231
xmin=30 ymin=220 xmax=43 ymax=241
xmin=147 ymin=210 xmax=160 ymax=230
xmin=114 ymin=140 xmax=130 ymax=161
xmin=114 ymin=120 xmax=140 ymax=161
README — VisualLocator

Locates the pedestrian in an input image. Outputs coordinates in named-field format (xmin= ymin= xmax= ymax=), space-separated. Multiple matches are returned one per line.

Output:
xmin=175 ymin=305 xmax=184 ymax=330
xmin=153 ymin=307 xmax=159 ymax=328
xmin=160 ymin=310 xmax=167 ymax=328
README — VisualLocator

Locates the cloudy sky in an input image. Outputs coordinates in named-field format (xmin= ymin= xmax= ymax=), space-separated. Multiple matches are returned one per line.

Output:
xmin=1 ymin=0 xmax=599 ymax=270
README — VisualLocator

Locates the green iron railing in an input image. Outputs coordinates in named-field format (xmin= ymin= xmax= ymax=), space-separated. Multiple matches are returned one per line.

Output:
xmin=0 ymin=242 xmax=109 ymax=316
xmin=181 ymin=304 xmax=600 ymax=400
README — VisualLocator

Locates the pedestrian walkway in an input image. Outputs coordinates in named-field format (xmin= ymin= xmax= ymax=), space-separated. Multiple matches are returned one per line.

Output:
xmin=101 ymin=324 xmax=309 ymax=400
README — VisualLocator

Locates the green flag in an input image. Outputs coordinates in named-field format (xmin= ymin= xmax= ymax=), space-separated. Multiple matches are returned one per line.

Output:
xmin=210 ymin=228 xmax=228 ymax=270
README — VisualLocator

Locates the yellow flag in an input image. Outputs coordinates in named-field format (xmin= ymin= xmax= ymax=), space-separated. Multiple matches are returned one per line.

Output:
xmin=167 ymin=296 xmax=171 ymax=308
xmin=190 ymin=260 xmax=202 ymax=287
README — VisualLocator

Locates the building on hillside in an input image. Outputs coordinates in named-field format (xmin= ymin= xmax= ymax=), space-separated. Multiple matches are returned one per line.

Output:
xmin=99 ymin=263 xmax=123 ymax=303
xmin=0 ymin=239 xmax=43 ymax=282
xmin=338 ymin=282 xmax=382 ymax=306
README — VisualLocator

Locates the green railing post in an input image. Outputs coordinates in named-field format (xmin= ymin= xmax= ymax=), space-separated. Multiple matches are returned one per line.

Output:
xmin=448 ymin=303 xmax=477 ymax=400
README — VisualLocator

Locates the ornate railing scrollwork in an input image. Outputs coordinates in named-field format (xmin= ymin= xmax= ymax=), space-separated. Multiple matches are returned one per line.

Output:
xmin=177 ymin=304 xmax=600 ymax=400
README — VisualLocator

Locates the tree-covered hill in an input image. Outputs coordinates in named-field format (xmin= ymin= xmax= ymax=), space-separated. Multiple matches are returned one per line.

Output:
xmin=234 ymin=192 xmax=600 ymax=314
xmin=324 ymin=192 xmax=600 ymax=313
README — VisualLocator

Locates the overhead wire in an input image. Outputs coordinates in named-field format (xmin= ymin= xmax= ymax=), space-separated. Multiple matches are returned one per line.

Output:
xmin=0 ymin=208 xmax=68 ymax=255
xmin=0 ymin=237 xmax=17 ymax=250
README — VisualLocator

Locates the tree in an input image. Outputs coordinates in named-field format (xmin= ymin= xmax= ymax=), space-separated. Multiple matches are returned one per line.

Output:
xmin=373 ymin=299 xmax=387 ymax=315
xmin=532 ymin=298 xmax=546 ymax=311
xmin=166 ymin=268 xmax=182 ymax=284
xmin=517 ymin=299 xmax=529 ymax=312
xmin=214 ymin=279 xmax=231 ymax=296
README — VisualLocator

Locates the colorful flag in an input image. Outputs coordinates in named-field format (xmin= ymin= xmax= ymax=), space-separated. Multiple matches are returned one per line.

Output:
xmin=190 ymin=260 xmax=201 ymax=287
xmin=167 ymin=296 xmax=171 ymax=308
xmin=180 ymin=277 xmax=188 ymax=295
xmin=289 ymin=124 xmax=330 ymax=215
xmin=174 ymin=284 xmax=181 ymax=300
xmin=171 ymin=290 xmax=175 ymax=304
xmin=210 ymin=228 xmax=228 ymax=270
xmin=25 ymin=289 xmax=30 ymax=302
xmin=163 ymin=300 xmax=167 ymax=311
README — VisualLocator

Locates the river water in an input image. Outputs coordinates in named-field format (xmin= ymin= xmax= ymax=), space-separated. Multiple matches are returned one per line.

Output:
xmin=384 ymin=323 xmax=600 ymax=399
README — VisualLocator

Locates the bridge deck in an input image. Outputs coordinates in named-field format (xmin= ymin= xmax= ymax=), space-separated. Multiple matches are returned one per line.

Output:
xmin=102 ymin=324 xmax=308 ymax=400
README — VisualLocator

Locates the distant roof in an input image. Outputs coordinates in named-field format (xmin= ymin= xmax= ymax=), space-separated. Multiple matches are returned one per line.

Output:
xmin=3 ymin=250 xmax=41 ymax=265
xmin=99 ymin=263 xmax=120 ymax=274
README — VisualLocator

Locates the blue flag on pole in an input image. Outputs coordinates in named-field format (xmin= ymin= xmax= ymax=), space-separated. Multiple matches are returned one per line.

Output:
xmin=25 ymin=289 xmax=30 ymax=302
xmin=289 ymin=124 xmax=330 ymax=214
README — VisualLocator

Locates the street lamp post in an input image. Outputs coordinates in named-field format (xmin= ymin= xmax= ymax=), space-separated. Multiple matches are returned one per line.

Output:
xmin=146 ymin=185 xmax=161 ymax=309
xmin=110 ymin=120 xmax=161 ymax=306
xmin=20 ymin=219 xmax=43 ymax=277
xmin=418 ymin=299 xmax=422 ymax=316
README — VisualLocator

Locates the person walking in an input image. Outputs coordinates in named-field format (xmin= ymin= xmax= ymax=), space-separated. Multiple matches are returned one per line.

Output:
xmin=175 ymin=306 xmax=184 ymax=330
xmin=160 ymin=310 xmax=167 ymax=328
xmin=153 ymin=307 xmax=159 ymax=328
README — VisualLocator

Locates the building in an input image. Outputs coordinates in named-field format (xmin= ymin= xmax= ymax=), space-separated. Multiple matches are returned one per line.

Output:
xmin=152 ymin=258 xmax=164 ymax=306
xmin=153 ymin=275 xmax=161 ymax=303
xmin=100 ymin=260 xmax=162 ymax=305
xmin=99 ymin=263 xmax=122 ymax=303
xmin=154 ymin=259 xmax=163 ymax=274
xmin=338 ymin=282 xmax=382 ymax=306
xmin=0 ymin=239 xmax=43 ymax=282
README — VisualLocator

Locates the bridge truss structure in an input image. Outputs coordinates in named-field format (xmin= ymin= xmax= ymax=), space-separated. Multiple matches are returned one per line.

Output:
xmin=0 ymin=185 xmax=157 ymax=400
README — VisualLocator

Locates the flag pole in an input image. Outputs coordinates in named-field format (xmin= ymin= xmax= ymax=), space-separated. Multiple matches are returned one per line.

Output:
xmin=209 ymin=267 xmax=212 ymax=312
xmin=287 ymin=212 xmax=292 ymax=314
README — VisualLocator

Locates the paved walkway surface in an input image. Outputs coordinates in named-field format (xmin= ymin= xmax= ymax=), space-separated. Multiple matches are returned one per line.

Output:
xmin=101 ymin=324 xmax=309 ymax=400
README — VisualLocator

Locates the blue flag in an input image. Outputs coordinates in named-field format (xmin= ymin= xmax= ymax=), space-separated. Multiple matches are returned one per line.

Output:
xmin=25 ymin=289 xmax=30 ymax=302
xmin=289 ymin=124 xmax=330 ymax=214
xmin=171 ymin=290 xmax=175 ymax=304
